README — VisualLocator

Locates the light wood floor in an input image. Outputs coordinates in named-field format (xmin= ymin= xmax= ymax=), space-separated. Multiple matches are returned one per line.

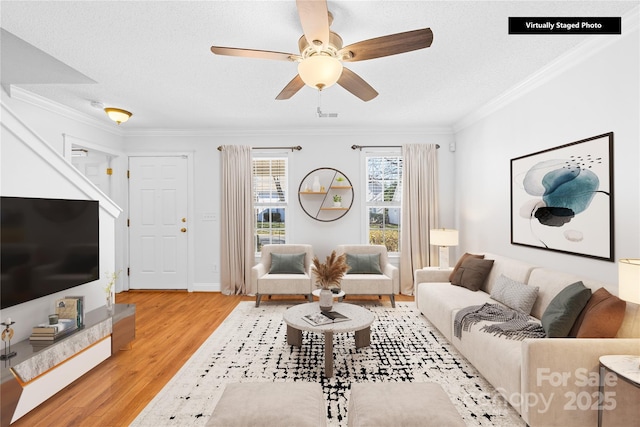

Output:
xmin=11 ymin=291 xmax=412 ymax=427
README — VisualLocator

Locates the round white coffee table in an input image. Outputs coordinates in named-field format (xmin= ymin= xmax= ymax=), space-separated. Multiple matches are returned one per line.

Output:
xmin=283 ymin=302 xmax=374 ymax=377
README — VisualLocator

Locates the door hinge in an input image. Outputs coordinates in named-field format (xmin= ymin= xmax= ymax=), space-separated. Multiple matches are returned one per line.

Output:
xmin=106 ymin=167 xmax=113 ymax=176
xmin=127 ymin=267 xmax=130 ymax=276
xmin=127 ymin=218 xmax=130 ymax=227
xmin=127 ymin=170 xmax=130 ymax=179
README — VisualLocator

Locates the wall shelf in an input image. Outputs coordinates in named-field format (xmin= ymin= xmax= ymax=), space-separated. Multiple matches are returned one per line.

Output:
xmin=298 ymin=168 xmax=354 ymax=222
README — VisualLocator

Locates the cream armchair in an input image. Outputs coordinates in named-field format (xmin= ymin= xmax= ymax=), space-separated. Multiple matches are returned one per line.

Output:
xmin=335 ymin=244 xmax=399 ymax=308
xmin=251 ymin=244 xmax=314 ymax=307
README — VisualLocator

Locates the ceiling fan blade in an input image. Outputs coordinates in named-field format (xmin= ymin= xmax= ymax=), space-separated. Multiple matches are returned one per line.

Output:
xmin=276 ymin=74 xmax=305 ymax=100
xmin=210 ymin=46 xmax=296 ymax=61
xmin=296 ymin=0 xmax=330 ymax=50
xmin=340 ymin=28 xmax=433 ymax=62
xmin=337 ymin=68 xmax=378 ymax=102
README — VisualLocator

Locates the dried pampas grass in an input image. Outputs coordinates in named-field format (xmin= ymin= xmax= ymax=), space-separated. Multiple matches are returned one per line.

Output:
xmin=312 ymin=250 xmax=349 ymax=290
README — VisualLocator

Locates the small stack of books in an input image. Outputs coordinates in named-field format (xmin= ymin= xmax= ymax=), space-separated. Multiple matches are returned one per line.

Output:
xmin=303 ymin=311 xmax=350 ymax=326
xmin=30 ymin=318 xmax=78 ymax=342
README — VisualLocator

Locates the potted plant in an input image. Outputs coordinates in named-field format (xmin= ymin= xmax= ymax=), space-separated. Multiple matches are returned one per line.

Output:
xmin=333 ymin=194 xmax=342 ymax=207
xmin=335 ymin=176 xmax=345 ymax=184
xmin=312 ymin=251 xmax=349 ymax=311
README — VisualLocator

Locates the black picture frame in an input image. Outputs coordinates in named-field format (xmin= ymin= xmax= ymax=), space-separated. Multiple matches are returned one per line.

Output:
xmin=510 ymin=132 xmax=614 ymax=261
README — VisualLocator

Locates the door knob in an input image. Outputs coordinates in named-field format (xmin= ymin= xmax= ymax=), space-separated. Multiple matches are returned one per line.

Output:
xmin=181 ymin=228 xmax=187 ymax=233
xmin=181 ymin=218 xmax=186 ymax=222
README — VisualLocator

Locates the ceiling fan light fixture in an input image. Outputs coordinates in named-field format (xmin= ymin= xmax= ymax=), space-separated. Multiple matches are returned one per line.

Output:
xmin=297 ymin=55 xmax=343 ymax=90
xmin=104 ymin=107 xmax=132 ymax=125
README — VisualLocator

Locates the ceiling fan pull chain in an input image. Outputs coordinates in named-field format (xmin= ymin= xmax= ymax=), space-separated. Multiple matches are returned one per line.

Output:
xmin=316 ymin=90 xmax=338 ymax=118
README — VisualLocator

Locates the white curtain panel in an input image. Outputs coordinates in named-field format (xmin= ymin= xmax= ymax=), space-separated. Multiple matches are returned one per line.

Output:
xmin=220 ymin=145 xmax=254 ymax=295
xmin=400 ymin=144 xmax=439 ymax=294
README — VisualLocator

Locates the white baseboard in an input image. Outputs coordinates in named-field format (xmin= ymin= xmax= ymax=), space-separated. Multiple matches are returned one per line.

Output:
xmin=192 ymin=282 xmax=220 ymax=292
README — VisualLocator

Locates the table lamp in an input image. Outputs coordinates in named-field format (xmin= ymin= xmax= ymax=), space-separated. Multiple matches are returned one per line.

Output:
xmin=618 ymin=258 xmax=640 ymax=368
xmin=619 ymin=259 xmax=640 ymax=304
xmin=430 ymin=228 xmax=459 ymax=269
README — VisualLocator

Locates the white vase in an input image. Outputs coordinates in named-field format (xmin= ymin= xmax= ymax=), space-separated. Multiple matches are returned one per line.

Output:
xmin=106 ymin=293 xmax=114 ymax=314
xmin=333 ymin=201 xmax=341 ymax=207
xmin=319 ymin=289 xmax=333 ymax=312
xmin=312 ymin=176 xmax=321 ymax=192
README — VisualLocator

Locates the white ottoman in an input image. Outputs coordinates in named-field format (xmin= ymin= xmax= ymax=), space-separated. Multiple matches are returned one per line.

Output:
xmin=348 ymin=382 xmax=465 ymax=427
xmin=207 ymin=382 xmax=326 ymax=427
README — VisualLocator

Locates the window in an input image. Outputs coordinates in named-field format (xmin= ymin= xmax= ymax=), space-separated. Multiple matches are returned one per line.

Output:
xmin=365 ymin=154 xmax=403 ymax=253
xmin=253 ymin=156 xmax=288 ymax=252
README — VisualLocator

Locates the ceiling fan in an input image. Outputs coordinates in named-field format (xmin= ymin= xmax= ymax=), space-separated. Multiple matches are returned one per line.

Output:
xmin=210 ymin=0 xmax=433 ymax=102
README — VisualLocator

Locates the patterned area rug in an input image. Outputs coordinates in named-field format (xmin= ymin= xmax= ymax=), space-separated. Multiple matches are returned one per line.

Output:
xmin=131 ymin=301 xmax=525 ymax=426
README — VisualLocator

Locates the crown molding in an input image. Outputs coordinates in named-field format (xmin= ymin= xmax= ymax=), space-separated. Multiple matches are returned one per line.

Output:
xmin=453 ymin=6 xmax=639 ymax=133
xmin=8 ymin=86 xmax=123 ymax=136
xmin=9 ymin=86 xmax=454 ymax=138
xmin=123 ymin=126 xmax=454 ymax=138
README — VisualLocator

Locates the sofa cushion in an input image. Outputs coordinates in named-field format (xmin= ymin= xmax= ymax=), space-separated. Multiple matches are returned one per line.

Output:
xmin=449 ymin=253 xmax=484 ymax=282
xmin=345 ymin=253 xmax=382 ymax=274
xmin=451 ymin=316 xmax=528 ymax=413
xmin=451 ymin=257 xmax=494 ymax=291
xmin=269 ymin=253 xmax=306 ymax=274
xmin=490 ymin=274 xmax=539 ymax=315
xmin=541 ymin=281 xmax=592 ymax=337
xmin=416 ymin=282 xmax=495 ymax=341
xmin=569 ymin=287 xmax=627 ymax=338
xmin=481 ymin=253 xmax=537 ymax=295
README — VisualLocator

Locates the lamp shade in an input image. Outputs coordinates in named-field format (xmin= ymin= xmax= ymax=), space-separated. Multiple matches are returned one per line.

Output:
xmin=430 ymin=229 xmax=459 ymax=247
xmin=104 ymin=107 xmax=132 ymax=125
xmin=297 ymin=55 xmax=343 ymax=90
xmin=619 ymin=259 xmax=640 ymax=304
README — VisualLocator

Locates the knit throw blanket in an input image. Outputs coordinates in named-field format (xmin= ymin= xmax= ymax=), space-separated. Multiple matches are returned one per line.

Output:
xmin=454 ymin=303 xmax=547 ymax=341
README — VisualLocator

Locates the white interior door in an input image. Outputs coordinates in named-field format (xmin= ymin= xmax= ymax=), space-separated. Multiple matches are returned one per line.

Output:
xmin=129 ymin=156 xmax=188 ymax=289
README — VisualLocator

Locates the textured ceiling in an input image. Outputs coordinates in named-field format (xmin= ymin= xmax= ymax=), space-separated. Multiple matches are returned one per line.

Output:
xmin=1 ymin=1 xmax=637 ymax=132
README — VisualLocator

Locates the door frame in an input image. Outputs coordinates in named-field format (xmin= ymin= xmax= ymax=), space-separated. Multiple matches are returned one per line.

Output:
xmin=126 ymin=152 xmax=195 ymax=292
xmin=63 ymin=134 xmax=128 ymax=293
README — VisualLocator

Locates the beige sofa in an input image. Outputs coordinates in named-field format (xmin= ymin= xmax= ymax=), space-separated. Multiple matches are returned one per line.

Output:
xmin=251 ymin=244 xmax=314 ymax=307
xmin=415 ymin=253 xmax=640 ymax=427
xmin=336 ymin=244 xmax=399 ymax=308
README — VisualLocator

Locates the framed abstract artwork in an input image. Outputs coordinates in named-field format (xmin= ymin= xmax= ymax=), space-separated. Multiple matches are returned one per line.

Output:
xmin=510 ymin=132 xmax=614 ymax=261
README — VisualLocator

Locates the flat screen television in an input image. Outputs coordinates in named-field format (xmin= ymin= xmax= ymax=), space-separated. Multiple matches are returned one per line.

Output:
xmin=1 ymin=196 xmax=99 ymax=309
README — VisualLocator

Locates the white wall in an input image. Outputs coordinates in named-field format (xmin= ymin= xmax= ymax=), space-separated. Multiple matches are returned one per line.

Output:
xmin=123 ymin=130 xmax=456 ymax=290
xmin=0 ymin=94 xmax=122 ymax=342
xmin=453 ymin=23 xmax=640 ymax=285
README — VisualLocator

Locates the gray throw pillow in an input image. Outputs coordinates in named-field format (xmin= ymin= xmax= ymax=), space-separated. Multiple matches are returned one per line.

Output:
xmin=346 ymin=253 xmax=382 ymax=274
xmin=541 ymin=281 xmax=592 ymax=338
xmin=269 ymin=252 xmax=306 ymax=274
xmin=451 ymin=257 xmax=494 ymax=291
xmin=490 ymin=274 xmax=539 ymax=314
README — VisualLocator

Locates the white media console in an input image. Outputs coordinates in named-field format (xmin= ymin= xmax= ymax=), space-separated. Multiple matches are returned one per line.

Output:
xmin=0 ymin=304 xmax=135 ymax=426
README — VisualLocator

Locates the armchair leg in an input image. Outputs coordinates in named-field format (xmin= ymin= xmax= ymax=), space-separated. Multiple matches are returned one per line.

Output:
xmin=256 ymin=294 xmax=262 ymax=307
xmin=389 ymin=294 xmax=396 ymax=308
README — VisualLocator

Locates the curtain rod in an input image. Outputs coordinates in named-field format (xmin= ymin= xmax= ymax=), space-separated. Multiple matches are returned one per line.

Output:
xmin=351 ymin=144 xmax=439 ymax=150
xmin=217 ymin=145 xmax=302 ymax=152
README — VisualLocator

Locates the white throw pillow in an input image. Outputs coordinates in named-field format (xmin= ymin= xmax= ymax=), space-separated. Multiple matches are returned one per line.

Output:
xmin=490 ymin=274 xmax=539 ymax=314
